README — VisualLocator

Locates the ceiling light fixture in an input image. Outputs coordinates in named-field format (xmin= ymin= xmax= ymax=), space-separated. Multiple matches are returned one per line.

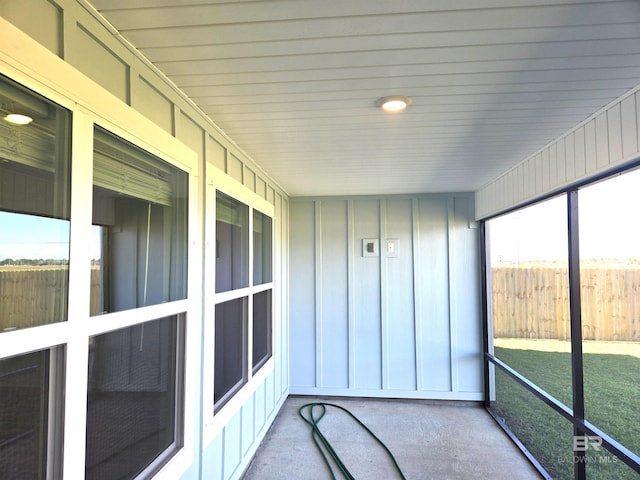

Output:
xmin=376 ymin=95 xmax=412 ymax=113
xmin=4 ymin=113 xmax=33 ymax=125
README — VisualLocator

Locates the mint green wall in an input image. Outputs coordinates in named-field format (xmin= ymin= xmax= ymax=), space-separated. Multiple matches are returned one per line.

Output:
xmin=290 ymin=195 xmax=483 ymax=400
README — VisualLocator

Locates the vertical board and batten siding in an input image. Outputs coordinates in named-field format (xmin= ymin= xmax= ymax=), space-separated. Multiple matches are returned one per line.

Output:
xmin=290 ymin=195 xmax=483 ymax=400
xmin=0 ymin=3 xmax=289 ymax=480
xmin=476 ymin=84 xmax=640 ymax=219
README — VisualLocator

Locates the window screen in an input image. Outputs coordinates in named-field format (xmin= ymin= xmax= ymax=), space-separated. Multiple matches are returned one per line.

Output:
xmin=215 ymin=192 xmax=249 ymax=293
xmin=253 ymin=210 xmax=272 ymax=285
xmin=0 ymin=348 xmax=64 ymax=479
xmin=214 ymin=297 xmax=247 ymax=410
xmin=85 ymin=315 xmax=183 ymax=479
xmin=252 ymin=289 xmax=272 ymax=372
xmin=91 ymin=127 xmax=188 ymax=315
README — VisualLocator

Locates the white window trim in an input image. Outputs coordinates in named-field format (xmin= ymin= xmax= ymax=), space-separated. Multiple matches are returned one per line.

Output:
xmin=0 ymin=19 xmax=201 ymax=480
xmin=203 ymin=164 xmax=275 ymax=445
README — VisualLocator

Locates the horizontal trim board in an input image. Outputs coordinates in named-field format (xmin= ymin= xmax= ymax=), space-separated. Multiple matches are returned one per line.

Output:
xmin=289 ymin=387 xmax=483 ymax=401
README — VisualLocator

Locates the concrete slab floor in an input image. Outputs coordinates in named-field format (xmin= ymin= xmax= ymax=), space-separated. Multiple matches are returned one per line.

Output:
xmin=241 ymin=396 xmax=542 ymax=480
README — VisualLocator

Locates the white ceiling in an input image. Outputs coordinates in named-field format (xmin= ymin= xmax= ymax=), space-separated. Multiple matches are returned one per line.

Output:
xmin=87 ymin=0 xmax=640 ymax=197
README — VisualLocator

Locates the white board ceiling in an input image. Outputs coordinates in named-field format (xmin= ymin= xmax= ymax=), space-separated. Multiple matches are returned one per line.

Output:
xmin=87 ymin=0 xmax=640 ymax=196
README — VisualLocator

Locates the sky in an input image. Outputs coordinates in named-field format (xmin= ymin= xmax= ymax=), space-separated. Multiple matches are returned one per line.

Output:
xmin=0 ymin=211 xmax=70 ymax=260
xmin=489 ymin=167 xmax=640 ymax=264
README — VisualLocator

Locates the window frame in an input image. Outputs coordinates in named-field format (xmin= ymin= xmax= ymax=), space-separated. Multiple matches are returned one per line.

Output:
xmin=0 ymin=32 xmax=201 ymax=480
xmin=203 ymin=165 xmax=275 ymax=444
xmin=78 ymin=116 xmax=199 ymax=480
xmin=482 ymin=166 xmax=640 ymax=479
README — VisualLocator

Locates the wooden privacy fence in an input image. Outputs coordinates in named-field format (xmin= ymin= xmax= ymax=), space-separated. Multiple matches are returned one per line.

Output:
xmin=492 ymin=264 xmax=640 ymax=341
xmin=0 ymin=267 xmax=102 ymax=331
xmin=0 ymin=267 xmax=69 ymax=331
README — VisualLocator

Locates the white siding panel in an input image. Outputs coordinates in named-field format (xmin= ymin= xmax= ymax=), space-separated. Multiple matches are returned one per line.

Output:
xmin=607 ymin=104 xmax=622 ymax=164
xmin=253 ymin=383 xmax=266 ymax=442
xmin=289 ymin=202 xmax=317 ymax=388
xmin=565 ymin=132 xmax=576 ymax=182
xmin=75 ymin=24 xmax=129 ymax=103
xmin=243 ymin=166 xmax=256 ymax=192
xmin=202 ymin=434 xmax=224 ymax=479
xmin=521 ymin=162 xmax=530 ymax=200
xmin=136 ymin=76 xmax=173 ymax=134
xmin=207 ymin=135 xmax=227 ymax=171
xmin=241 ymin=396 xmax=255 ymax=456
xmin=318 ymin=200 xmax=349 ymax=388
xmin=416 ymin=198 xmax=452 ymax=392
xmin=383 ymin=198 xmax=416 ymax=391
xmin=585 ymin=119 xmax=597 ymax=173
xmin=264 ymin=374 xmax=275 ymax=428
xmin=0 ymin=0 xmax=60 ymax=55
xmin=575 ymin=125 xmax=587 ymax=177
xmin=516 ymin=164 xmax=525 ymax=203
xmin=637 ymin=93 xmax=640 ymax=157
xmin=548 ymin=145 xmax=556 ymax=190
xmin=537 ymin=153 xmax=544 ymax=194
xmin=542 ymin=148 xmax=550 ymax=192
xmin=621 ymin=94 xmax=638 ymax=158
xmin=279 ymin=197 xmax=290 ymax=395
xmin=527 ymin=158 xmax=536 ymax=198
xmin=222 ymin=413 xmax=242 ymax=479
xmin=556 ymin=137 xmax=567 ymax=184
xmin=352 ymin=199 xmax=383 ymax=390
xmin=256 ymin=176 xmax=267 ymax=200
xmin=451 ymin=197 xmax=482 ymax=392
xmin=177 ymin=112 xmax=204 ymax=161
xmin=594 ymin=112 xmax=609 ymax=169
xmin=227 ymin=154 xmax=243 ymax=183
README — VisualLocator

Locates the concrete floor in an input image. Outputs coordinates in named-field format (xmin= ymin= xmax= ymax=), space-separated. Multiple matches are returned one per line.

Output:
xmin=241 ymin=396 xmax=542 ymax=480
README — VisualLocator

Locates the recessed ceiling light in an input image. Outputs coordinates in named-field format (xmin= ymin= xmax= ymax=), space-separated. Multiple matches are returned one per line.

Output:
xmin=4 ymin=113 xmax=33 ymax=125
xmin=376 ymin=96 xmax=412 ymax=113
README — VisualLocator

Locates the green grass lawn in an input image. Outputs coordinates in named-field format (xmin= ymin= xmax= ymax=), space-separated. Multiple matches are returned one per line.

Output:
xmin=492 ymin=339 xmax=640 ymax=480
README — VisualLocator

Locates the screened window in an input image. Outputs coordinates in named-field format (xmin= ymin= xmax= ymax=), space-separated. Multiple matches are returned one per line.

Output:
xmin=252 ymin=289 xmax=272 ymax=372
xmin=86 ymin=127 xmax=189 ymax=478
xmin=579 ymin=169 xmax=640 ymax=459
xmin=253 ymin=210 xmax=272 ymax=285
xmin=214 ymin=298 xmax=247 ymax=409
xmin=215 ymin=192 xmax=249 ymax=293
xmin=0 ymin=348 xmax=64 ymax=480
xmin=0 ymin=73 xmax=71 ymax=332
xmin=85 ymin=315 xmax=183 ymax=479
xmin=488 ymin=195 xmax=572 ymax=403
xmin=91 ymin=127 xmax=188 ymax=315
xmin=484 ymin=171 xmax=640 ymax=479
xmin=0 ymin=55 xmax=197 ymax=480
xmin=213 ymin=188 xmax=273 ymax=413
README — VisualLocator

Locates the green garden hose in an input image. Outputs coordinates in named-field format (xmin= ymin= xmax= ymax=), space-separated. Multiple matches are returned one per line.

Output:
xmin=298 ymin=402 xmax=408 ymax=480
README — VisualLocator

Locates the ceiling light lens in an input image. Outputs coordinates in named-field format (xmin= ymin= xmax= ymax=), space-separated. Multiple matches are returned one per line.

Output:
xmin=4 ymin=113 xmax=33 ymax=125
xmin=383 ymin=100 xmax=407 ymax=112
xmin=377 ymin=96 xmax=412 ymax=113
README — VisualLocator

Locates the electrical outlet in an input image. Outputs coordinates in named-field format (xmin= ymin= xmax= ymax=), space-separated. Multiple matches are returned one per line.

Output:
xmin=386 ymin=239 xmax=399 ymax=257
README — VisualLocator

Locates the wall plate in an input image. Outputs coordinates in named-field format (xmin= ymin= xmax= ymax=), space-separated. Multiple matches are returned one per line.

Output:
xmin=362 ymin=238 xmax=379 ymax=257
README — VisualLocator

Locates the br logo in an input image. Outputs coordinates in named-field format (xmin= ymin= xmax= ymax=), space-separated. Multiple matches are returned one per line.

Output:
xmin=573 ymin=435 xmax=603 ymax=452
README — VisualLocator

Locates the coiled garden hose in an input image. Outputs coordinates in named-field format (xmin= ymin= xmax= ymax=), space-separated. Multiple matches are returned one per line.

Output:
xmin=298 ymin=402 xmax=408 ymax=480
